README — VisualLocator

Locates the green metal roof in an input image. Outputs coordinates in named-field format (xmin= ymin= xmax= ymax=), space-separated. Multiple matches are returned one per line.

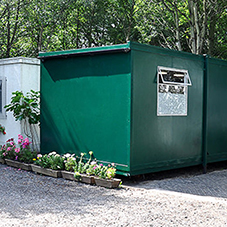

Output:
xmin=38 ymin=42 xmax=131 ymax=59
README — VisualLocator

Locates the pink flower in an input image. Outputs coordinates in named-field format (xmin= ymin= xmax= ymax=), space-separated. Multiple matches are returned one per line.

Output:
xmin=10 ymin=142 xmax=14 ymax=146
xmin=18 ymin=134 xmax=23 ymax=140
xmin=3 ymin=153 xmax=6 ymax=156
xmin=93 ymin=166 xmax=97 ymax=170
xmin=15 ymin=148 xmax=20 ymax=153
xmin=18 ymin=139 xmax=22 ymax=144
xmin=7 ymin=147 xmax=11 ymax=151
xmin=100 ymin=164 xmax=103 ymax=167
xmin=24 ymin=138 xmax=29 ymax=143
xmin=15 ymin=156 xmax=18 ymax=160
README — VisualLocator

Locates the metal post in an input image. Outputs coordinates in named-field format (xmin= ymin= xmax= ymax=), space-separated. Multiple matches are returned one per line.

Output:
xmin=202 ymin=55 xmax=208 ymax=173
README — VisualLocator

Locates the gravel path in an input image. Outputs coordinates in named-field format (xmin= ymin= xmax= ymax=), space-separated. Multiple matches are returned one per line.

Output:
xmin=1 ymin=164 xmax=227 ymax=227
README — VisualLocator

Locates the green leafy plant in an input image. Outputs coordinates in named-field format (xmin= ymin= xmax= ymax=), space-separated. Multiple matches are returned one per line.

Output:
xmin=64 ymin=153 xmax=77 ymax=172
xmin=4 ymin=90 xmax=40 ymax=124
xmin=81 ymin=151 xmax=93 ymax=173
xmin=106 ymin=164 xmax=116 ymax=179
xmin=48 ymin=153 xmax=65 ymax=170
xmin=0 ymin=135 xmax=36 ymax=163
xmin=74 ymin=171 xmax=81 ymax=181
xmin=34 ymin=154 xmax=50 ymax=168
xmin=17 ymin=134 xmax=37 ymax=163
xmin=93 ymin=163 xmax=117 ymax=179
xmin=86 ymin=161 xmax=97 ymax=176
xmin=34 ymin=151 xmax=65 ymax=170
xmin=4 ymin=90 xmax=40 ymax=151
xmin=76 ymin=152 xmax=85 ymax=173
xmin=73 ymin=151 xmax=94 ymax=174
xmin=0 ymin=138 xmax=16 ymax=160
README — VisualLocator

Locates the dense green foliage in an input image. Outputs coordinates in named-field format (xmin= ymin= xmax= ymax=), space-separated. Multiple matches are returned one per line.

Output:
xmin=4 ymin=90 xmax=40 ymax=125
xmin=0 ymin=0 xmax=226 ymax=59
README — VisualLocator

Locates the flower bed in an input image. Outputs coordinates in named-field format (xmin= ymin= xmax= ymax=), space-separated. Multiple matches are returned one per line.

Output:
xmin=63 ymin=152 xmax=121 ymax=188
xmin=0 ymin=135 xmax=37 ymax=168
xmin=1 ymin=141 xmax=122 ymax=188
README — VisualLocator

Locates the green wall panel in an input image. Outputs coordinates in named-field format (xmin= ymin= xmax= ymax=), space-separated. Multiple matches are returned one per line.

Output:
xmin=206 ymin=58 xmax=227 ymax=163
xmin=130 ymin=43 xmax=204 ymax=175
xmin=41 ymin=53 xmax=131 ymax=172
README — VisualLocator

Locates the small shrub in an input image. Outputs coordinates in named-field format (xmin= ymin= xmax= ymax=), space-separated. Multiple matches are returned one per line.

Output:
xmin=0 ymin=138 xmax=16 ymax=160
xmin=34 ymin=151 xmax=65 ymax=170
xmin=0 ymin=135 xmax=36 ymax=163
xmin=18 ymin=134 xmax=37 ymax=163
xmin=64 ymin=153 xmax=77 ymax=172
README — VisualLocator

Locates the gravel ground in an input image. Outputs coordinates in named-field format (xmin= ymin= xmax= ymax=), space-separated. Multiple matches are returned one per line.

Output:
xmin=1 ymin=163 xmax=227 ymax=227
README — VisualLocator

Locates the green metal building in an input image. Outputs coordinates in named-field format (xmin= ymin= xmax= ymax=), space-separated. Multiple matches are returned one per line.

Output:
xmin=39 ymin=42 xmax=227 ymax=176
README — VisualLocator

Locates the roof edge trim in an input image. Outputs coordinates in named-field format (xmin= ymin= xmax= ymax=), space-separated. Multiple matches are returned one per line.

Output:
xmin=38 ymin=43 xmax=131 ymax=60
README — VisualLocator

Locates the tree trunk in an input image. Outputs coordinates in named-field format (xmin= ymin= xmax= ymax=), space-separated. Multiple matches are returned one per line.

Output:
xmin=188 ymin=0 xmax=196 ymax=54
xmin=174 ymin=0 xmax=182 ymax=51
xmin=208 ymin=14 xmax=216 ymax=56
xmin=6 ymin=4 xmax=11 ymax=58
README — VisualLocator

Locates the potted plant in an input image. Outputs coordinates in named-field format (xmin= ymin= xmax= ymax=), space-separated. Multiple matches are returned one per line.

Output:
xmin=73 ymin=151 xmax=95 ymax=184
xmin=0 ymin=138 xmax=16 ymax=165
xmin=93 ymin=163 xmax=121 ymax=189
xmin=32 ymin=151 xmax=64 ymax=178
xmin=0 ymin=142 xmax=8 ymax=164
xmin=2 ymin=135 xmax=37 ymax=171
xmin=61 ymin=153 xmax=78 ymax=181
xmin=0 ymin=138 xmax=16 ymax=161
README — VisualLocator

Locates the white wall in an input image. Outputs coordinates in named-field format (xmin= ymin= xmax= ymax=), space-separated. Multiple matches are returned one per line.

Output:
xmin=0 ymin=57 xmax=40 ymax=146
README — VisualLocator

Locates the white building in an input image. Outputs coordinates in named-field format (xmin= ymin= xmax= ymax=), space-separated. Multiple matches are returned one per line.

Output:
xmin=0 ymin=57 xmax=40 ymax=146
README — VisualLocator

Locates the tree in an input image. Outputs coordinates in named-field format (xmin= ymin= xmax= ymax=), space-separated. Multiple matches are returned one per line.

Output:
xmin=0 ymin=0 xmax=24 ymax=58
xmin=0 ymin=0 xmax=226 ymax=59
xmin=135 ymin=0 xmax=227 ymax=58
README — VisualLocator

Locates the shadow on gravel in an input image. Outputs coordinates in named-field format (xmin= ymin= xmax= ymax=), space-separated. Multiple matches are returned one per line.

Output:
xmin=121 ymin=161 xmax=227 ymax=199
